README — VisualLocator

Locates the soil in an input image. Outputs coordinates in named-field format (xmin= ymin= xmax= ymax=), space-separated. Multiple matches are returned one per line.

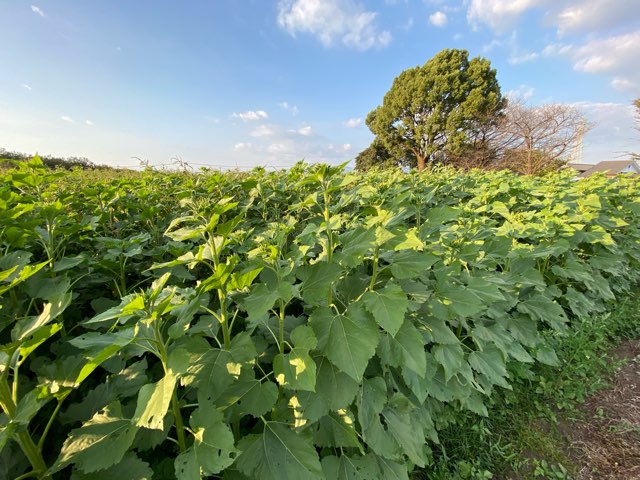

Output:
xmin=556 ymin=339 xmax=640 ymax=479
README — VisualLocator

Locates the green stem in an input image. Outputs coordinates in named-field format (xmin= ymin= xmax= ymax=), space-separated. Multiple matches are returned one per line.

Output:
xmin=219 ymin=291 xmax=231 ymax=350
xmin=38 ymin=399 xmax=64 ymax=451
xmin=171 ymin=390 xmax=187 ymax=453
xmin=278 ymin=300 xmax=286 ymax=355
xmin=369 ymin=247 xmax=380 ymax=291
xmin=0 ymin=380 xmax=50 ymax=478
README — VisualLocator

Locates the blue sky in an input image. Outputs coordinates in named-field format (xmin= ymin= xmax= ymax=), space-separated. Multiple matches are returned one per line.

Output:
xmin=1 ymin=0 xmax=639 ymax=169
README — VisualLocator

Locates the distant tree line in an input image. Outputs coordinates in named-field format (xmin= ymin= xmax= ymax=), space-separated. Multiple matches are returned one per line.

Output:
xmin=0 ymin=149 xmax=111 ymax=170
xmin=357 ymin=48 xmax=593 ymax=175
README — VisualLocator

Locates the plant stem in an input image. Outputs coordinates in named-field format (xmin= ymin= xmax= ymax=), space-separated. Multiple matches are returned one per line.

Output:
xmin=219 ymin=291 xmax=231 ymax=350
xmin=38 ymin=399 xmax=64 ymax=451
xmin=278 ymin=299 xmax=286 ymax=355
xmin=369 ymin=247 xmax=379 ymax=291
xmin=171 ymin=390 xmax=187 ymax=453
xmin=0 ymin=379 xmax=50 ymax=478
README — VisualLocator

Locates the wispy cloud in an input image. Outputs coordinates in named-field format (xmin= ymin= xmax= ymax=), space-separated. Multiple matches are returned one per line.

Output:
xmin=232 ymin=110 xmax=269 ymax=122
xmin=343 ymin=117 xmax=362 ymax=128
xmin=506 ymin=84 xmax=535 ymax=100
xmin=21 ymin=84 xmax=33 ymax=91
xmin=85 ymin=120 xmax=95 ymax=126
xmin=508 ymin=51 xmax=539 ymax=65
xmin=429 ymin=11 xmax=448 ymax=27
xmin=234 ymin=142 xmax=253 ymax=151
xmin=279 ymin=101 xmax=299 ymax=115
xmin=277 ymin=0 xmax=392 ymax=50
xmin=31 ymin=5 xmax=45 ymax=17
xmin=60 ymin=116 xmax=74 ymax=123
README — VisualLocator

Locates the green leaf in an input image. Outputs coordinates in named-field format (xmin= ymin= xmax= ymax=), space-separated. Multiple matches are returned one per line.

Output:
xmin=175 ymin=408 xmax=238 ymax=478
xmin=315 ymin=411 xmax=362 ymax=450
xmin=235 ymin=422 xmax=323 ymax=480
xmin=242 ymin=284 xmax=279 ymax=320
xmin=310 ymin=304 xmax=380 ymax=382
xmin=535 ymin=344 xmax=561 ymax=366
xmin=321 ymin=454 xmax=379 ymax=480
xmin=70 ymin=453 xmax=153 ymax=480
xmin=381 ymin=405 xmax=427 ymax=467
xmin=386 ymin=251 xmax=438 ymax=280
xmin=433 ymin=344 xmax=464 ymax=382
xmin=274 ymin=349 xmax=317 ymax=391
xmin=468 ymin=347 xmax=510 ymax=389
xmin=299 ymin=262 xmax=342 ymax=305
xmin=363 ymin=282 xmax=408 ymax=337
xmin=53 ymin=402 xmax=138 ymax=473
xmin=517 ymin=293 xmax=568 ymax=331
xmin=217 ymin=379 xmax=278 ymax=418
xmin=379 ymin=320 xmax=426 ymax=377
xmin=132 ymin=373 xmax=177 ymax=430
xmin=337 ymin=227 xmax=376 ymax=267
xmin=296 ymin=356 xmax=360 ymax=423
xmin=14 ymin=292 xmax=72 ymax=341
xmin=374 ymin=454 xmax=410 ymax=480
xmin=190 ymin=348 xmax=236 ymax=403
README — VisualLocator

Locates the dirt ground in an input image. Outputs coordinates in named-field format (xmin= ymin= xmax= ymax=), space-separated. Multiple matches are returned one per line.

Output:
xmin=557 ymin=339 xmax=640 ymax=479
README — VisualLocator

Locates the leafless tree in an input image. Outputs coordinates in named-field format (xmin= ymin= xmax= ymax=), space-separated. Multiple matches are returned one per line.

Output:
xmin=491 ymin=100 xmax=592 ymax=175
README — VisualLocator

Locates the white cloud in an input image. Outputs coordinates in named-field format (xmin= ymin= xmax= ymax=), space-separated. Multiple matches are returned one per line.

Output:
xmin=232 ymin=110 xmax=269 ymax=122
xmin=249 ymin=124 xmax=277 ymax=138
xmin=571 ymin=31 xmax=640 ymax=75
xmin=297 ymin=125 xmax=313 ymax=136
xmin=541 ymin=43 xmax=573 ymax=57
xmin=279 ymin=101 xmax=299 ymax=115
xmin=21 ymin=84 xmax=33 ymax=91
xmin=234 ymin=142 xmax=253 ymax=151
xmin=553 ymin=0 xmax=640 ymax=36
xmin=343 ymin=117 xmax=362 ymax=128
xmin=60 ymin=116 xmax=74 ymax=123
xmin=277 ymin=0 xmax=392 ymax=50
xmin=466 ymin=0 xmax=545 ymax=31
xmin=508 ymin=51 xmax=539 ymax=65
xmin=611 ymin=77 xmax=637 ymax=92
xmin=85 ymin=120 xmax=95 ymax=126
xmin=31 ymin=5 xmax=45 ymax=17
xmin=506 ymin=84 xmax=535 ymax=100
xmin=341 ymin=143 xmax=352 ymax=151
xmin=429 ymin=11 xmax=448 ymax=27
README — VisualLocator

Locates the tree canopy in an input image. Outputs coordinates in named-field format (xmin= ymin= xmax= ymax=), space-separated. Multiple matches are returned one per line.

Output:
xmin=365 ymin=48 xmax=505 ymax=171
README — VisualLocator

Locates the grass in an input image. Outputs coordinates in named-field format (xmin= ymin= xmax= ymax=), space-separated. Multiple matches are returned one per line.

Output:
xmin=420 ymin=294 xmax=640 ymax=479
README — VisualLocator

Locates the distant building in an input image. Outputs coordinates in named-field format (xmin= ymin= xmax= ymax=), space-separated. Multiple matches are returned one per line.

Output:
xmin=567 ymin=160 xmax=640 ymax=178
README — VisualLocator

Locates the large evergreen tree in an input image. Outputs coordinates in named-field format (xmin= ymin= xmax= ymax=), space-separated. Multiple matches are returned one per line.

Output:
xmin=366 ymin=49 xmax=505 ymax=171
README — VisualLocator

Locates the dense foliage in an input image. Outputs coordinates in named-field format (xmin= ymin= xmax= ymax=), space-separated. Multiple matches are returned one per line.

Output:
xmin=366 ymin=49 xmax=505 ymax=171
xmin=1 ymin=157 xmax=639 ymax=479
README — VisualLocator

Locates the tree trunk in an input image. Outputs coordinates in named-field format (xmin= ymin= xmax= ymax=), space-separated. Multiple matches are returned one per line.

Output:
xmin=417 ymin=155 xmax=426 ymax=172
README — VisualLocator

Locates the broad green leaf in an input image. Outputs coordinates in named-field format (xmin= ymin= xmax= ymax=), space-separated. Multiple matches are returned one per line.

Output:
xmin=379 ymin=320 xmax=426 ymax=377
xmin=535 ymin=344 xmax=561 ymax=366
xmin=14 ymin=389 xmax=50 ymax=426
xmin=14 ymin=292 xmax=72 ymax=341
xmin=517 ymin=294 xmax=568 ymax=331
xmin=468 ymin=347 xmax=510 ymax=389
xmin=70 ymin=453 xmax=153 ymax=480
xmin=433 ymin=344 xmax=464 ymax=382
xmin=235 ymin=422 xmax=323 ymax=480
xmin=363 ymin=283 xmax=408 ymax=337
xmin=386 ymin=250 xmax=438 ymax=279
xmin=217 ymin=379 xmax=278 ymax=417
xmin=18 ymin=323 xmax=62 ymax=360
xmin=381 ymin=406 xmax=427 ymax=467
xmin=310 ymin=304 xmax=379 ymax=382
xmin=175 ymin=408 xmax=238 ymax=478
xmin=274 ymin=349 xmax=317 ymax=391
xmin=133 ymin=373 xmax=177 ymax=430
xmin=296 ymin=356 xmax=360 ymax=423
xmin=337 ymin=227 xmax=376 ymax=267
xmin=242 ymin=284 xmax=278 ymax=320
xmin=422 ymin=316 xmax=460 ymax=345
xmin=291 ymin=325 xmax=317 ymax=350
xmin=299 ymin=262 xmax=342 ymax=305
xmin=315 ymin=411 xmax=362 ymax=450
xmin=374 ymin=454 xmax=410 ymax=480
xmin=190 ymin=348 xmax=235 ymax=403
xmin=321 ymin=454 xmax=379 ymax=480
xmin=53 ymin=402 xmax=138 ymax=473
